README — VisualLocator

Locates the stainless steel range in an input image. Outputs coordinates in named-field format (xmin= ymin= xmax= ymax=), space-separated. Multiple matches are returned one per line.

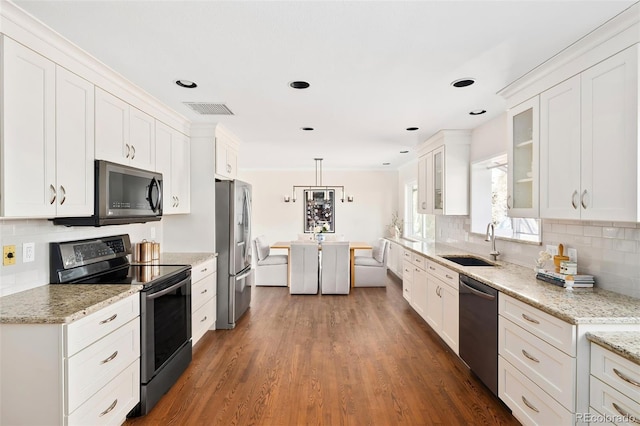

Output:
xmin=50 ymin=234 xmax=192 ymax=417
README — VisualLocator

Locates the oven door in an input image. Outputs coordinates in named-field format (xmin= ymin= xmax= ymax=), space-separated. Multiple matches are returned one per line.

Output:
xmin=140 ymin=271 xmax=191 ymax=383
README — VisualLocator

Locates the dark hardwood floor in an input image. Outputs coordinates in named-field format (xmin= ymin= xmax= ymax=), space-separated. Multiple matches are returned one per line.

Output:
xmin=125 ymin=274 xmax=519 ymax=425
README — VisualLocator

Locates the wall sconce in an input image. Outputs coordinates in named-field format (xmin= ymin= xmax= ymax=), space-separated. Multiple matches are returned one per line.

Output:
xmin=284 ymin=195 xmax=291 ymax=203
xmin=347 ymin=196 xmax=354 ymax=202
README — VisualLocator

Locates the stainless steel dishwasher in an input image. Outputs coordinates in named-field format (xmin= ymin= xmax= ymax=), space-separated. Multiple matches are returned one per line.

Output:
xmin=459 ymin=274 xmax=498 ymax=396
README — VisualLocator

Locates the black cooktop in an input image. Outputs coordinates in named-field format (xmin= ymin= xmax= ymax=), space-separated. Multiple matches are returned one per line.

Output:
xmin=50 ymin=234 xmax=190 ymax=289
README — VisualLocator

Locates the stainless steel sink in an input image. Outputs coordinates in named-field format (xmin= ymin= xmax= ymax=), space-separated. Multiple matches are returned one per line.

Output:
xmin=440 ymin=255 xmax=496 ymax=267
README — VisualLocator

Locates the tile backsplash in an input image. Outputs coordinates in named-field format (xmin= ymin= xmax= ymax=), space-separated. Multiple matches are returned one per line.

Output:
xmin=435 ymin=216 xmax=640 ymax=299
xmin=0 ymin=219 xmax=161 ymax=297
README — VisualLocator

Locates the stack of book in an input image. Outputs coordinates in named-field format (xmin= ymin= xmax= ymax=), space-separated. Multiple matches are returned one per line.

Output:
xmin=535 ymin=269 xmax=595 ymax=288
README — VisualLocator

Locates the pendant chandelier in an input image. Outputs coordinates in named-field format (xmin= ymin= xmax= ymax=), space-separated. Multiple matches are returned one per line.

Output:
xmin=284 ymin=158 xmax=353 ymax=203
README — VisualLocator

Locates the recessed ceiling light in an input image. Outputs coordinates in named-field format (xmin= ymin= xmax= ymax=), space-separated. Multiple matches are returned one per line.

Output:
xmin=400 ymin=150 xmax=409 ymax=154
xmin=406 ymin=127 xmax=419 ymax=131
xmin=451 ymin=78 xmax=475 ymax=88
xmin=469 ymin=109 xmax=487 ymax=115
xmin=175 ymin=79 xmax=197 ymax=88
xmin=383 ymin=162 xmax=391 ymax=166
xmin=301 ymin=127 xmax=314 ymax=131
xmin=290 ymin=81 xmax=310 ymax=89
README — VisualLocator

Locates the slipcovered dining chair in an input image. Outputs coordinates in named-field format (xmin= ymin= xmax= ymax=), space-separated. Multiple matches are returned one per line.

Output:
xmin=320 ymin=242 xmax=350 ymax=295
xmin=354 ymin=238 xmax=389 ymax=287
xmin=289 ymin=241 xmax=319 ymax=294
xmin=253 ymin=236 xmax=288 ymax=286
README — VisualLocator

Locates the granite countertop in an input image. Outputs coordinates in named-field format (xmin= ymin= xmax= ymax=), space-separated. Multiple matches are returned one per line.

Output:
xmin=153 ymin=252 xmax=217 ymax=266
xmin=0 ymin=284 xmax=142 ymax=324
xmin=387 ymin=238 xmax=640 ymax=326
xmin=587 ymin=331 xmax=640 ymax=366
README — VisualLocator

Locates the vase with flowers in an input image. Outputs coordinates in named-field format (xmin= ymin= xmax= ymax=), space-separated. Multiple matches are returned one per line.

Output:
xmin=534 ymin=250 xmax=552 ymax=273
xmin=388 ymin=212 xmax=404 ymax=239
xmin=314 ymin=222 xmax=330 ymax=243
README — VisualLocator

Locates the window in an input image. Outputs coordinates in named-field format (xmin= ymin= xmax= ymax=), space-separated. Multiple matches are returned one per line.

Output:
xmin=471 ymin=154 xmax=541 ymax=243
xmin=404 ymin=181 xmax=434 ymax=241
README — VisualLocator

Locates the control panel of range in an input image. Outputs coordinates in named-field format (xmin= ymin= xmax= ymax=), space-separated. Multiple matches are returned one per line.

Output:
xmin=51 ymin=235 xmax=132 ymax=269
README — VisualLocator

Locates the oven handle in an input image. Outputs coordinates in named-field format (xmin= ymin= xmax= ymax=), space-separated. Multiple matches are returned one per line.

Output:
xmin=147 ymin=277 xmax=190 ymax=300
xmin=235 ymin=269 xmax=253 ymax=281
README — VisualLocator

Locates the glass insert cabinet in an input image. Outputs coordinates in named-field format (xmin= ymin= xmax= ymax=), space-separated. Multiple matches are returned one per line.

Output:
xmin=507 ymin=96 xmax=539 ymax=218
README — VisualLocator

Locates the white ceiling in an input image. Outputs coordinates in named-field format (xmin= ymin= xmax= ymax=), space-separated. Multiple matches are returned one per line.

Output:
xmin=15 ymin=0 xmax=636 ymax=170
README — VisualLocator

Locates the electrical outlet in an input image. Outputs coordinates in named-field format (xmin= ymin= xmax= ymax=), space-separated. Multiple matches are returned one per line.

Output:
xmin=150 ymin=227 xmax=156 ymax=239
xmin=546 ymin=245 xmax=558 ymax=256
xmin=567 ymin=248 xmax=578 ymax=263
xmin=23 ymin=242 xmax=35 ymax=263
xmin=3 ymin=245 xmax=16 ymax=266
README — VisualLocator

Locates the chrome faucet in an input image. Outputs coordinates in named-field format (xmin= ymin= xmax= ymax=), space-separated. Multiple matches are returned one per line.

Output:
xmin=485 ymin=223 xmax=500 ymax=261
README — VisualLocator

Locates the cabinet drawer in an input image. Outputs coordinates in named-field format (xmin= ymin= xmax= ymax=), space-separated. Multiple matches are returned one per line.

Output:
xmin=590 ymin=376 xmax=640 ymax=425
xmin=402 ymin=259 xmax=414 ymax=282
xmin=192 ymin=273 xmax=215 ymax=312
xmin=426 ymin=261 xmax=458 ymax=289
xmin=67 ymin=360 xmax=140 ymax=426
xmin=192 ymin=296 xmax=215 ymax=346
xmin=67 ymin=318 xmax=140 ymax=413
xmin=499 ymin=317 xmax=575 ymax=410
xmin=499 ymin=356 xmax=574 ymax=426
xmin=411 ymin=254 xmax=426 ymax=269
xmin=192 ymin=258 xmax=216 ymax=283
xmin=66 ymin=293 xmax=139 ymax=357
xmin=588 ymin=407 xmax=616 ymax=426
xmin=591 ymin=343 xmax=640 ymax=404
xmin=403 ymin=250 xmax=412 ymax=261
xmin=499 ymin=293 xmax=575 ymax=356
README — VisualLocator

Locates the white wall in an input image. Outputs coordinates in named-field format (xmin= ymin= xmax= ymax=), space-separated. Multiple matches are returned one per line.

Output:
xmin=238 ymin=169 xmax=399 ymax=245
xmin=0 ymin=220 xmax=160 ymax=297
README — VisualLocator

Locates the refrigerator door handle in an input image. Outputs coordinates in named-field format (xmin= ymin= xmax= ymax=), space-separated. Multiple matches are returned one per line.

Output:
xmin=235 ymin=268 xmax=253 ymax=281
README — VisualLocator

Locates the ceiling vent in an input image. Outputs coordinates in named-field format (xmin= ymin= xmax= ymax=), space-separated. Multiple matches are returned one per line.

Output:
xmin=183 ymin=102 xmax=234 ymax=115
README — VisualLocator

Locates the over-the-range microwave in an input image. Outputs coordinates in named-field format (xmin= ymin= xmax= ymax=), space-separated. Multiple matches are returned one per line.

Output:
xmin=54 ymin=160 xmax=162 ymax=226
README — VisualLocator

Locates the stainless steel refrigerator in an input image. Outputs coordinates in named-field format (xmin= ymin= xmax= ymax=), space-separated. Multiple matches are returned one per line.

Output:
xmin=215 ymin=179 xmax=253 ymax=329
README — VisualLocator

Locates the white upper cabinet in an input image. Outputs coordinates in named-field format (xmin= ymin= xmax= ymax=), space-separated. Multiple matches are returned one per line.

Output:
xmin=1 ymin=37 xmax=94 ymax=218
xmin=95 ymin=88 xmax=156 ymax=170
xmin=155 ymin=121 xmax=190 ymax=215
xmin=417 ymin=130 xmax=470 ymax=216
xmin=215 ymin=124 xmax=240 ymax=180
xmin=507 ymin=96 xmax=539 ymax=218
xmin=55 ymin=66 xmax=95 ymax=217
xmin=540 ymin=46 xmax=640 ymax=222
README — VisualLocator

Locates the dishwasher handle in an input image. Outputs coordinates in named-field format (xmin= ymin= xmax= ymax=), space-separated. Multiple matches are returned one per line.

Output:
xmin=460 ymin=278 xmax=496 ymax=301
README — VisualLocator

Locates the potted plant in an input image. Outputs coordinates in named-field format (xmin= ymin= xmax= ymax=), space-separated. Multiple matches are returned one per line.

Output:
xmin=389 ymin=212 xmax=403 ymax=239
xmin=314 ymin=222 xmax=330 ymax=242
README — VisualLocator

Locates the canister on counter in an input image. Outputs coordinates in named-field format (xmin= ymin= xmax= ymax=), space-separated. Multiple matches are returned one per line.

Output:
xmin=560 ymin=261 xmax=577 ymax=275
xmin=136 ymin=240 xmax=153 ymax=263
xmin=152 ymin=242 xmax=160 ymax=260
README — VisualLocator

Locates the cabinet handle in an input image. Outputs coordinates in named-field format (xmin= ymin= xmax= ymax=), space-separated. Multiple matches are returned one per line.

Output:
xmin=421 ymin=202 xmax=426 ymax=209
xmin=201 ymin=268 xmax=208 ymax=273
xmin=612 ymin=403 xmax=639 ymax=424
xmin=99 ymin=313 xmax=118 ymax=324
xmin=227 ymin=164 xmax=232 ymax=173
xmin=613 ymin=368 xmax=640 ymax=388
xmin=429 ymin=266 xmax=436 ymax=271
xmin=201 ymin=288 xmax=208 ymax=295
xmin=581 ymin=190 xmax=588 ymax=209
xmin=571 ymin=190 xmax=578 ymax=209
xmin=99 ymin=399 xmax=118 ymax=417
xmin=59 ymin=185 xmax=66 ymax=205
xmin=507 ymin=195 xmax=512 ymax=209
xmin=100 ymin=350 xmax=118 ymax=364
xmin=521 ymin=396 xmax=539 ymax=413
xmin=49 ymin=184 xmax=57 ymax=205
xmin=131 ymin=145 xmax=136 ymax=159
xmin=200 ymin=315 xmax=208 ymax=323
xmin=522 ymin=349 xmax=540 ymax=363
xmin=125 ymin=144 xmax=131 ymax=158
xmin=521 ymin=313 xmax=540 ymax=324
xmin=176 ymin=196 xmax=179 ymax=207
xmin=445 ymin=274 xmax=453 ymax=280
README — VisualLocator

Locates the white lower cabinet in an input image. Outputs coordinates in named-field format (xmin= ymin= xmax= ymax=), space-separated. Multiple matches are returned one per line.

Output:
xmin=410 ymin=256 xmax=428 ymax=320
xmin=424 ymin=261 xmax=459 ymax=354
xmin=402 ymin=253 xmax=413 ymax=303
xmin=386 ymin=240 xmax=403 ymax=279
xmin=498 ymin=293 xmax=576 ymax=425
xmin=191 ymin=258 xmax=217 ymax=346
xmin=589 ymin=343 xmax=640 ymax=425
xmin=0 ymin=293 xmax=141 ymax=426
